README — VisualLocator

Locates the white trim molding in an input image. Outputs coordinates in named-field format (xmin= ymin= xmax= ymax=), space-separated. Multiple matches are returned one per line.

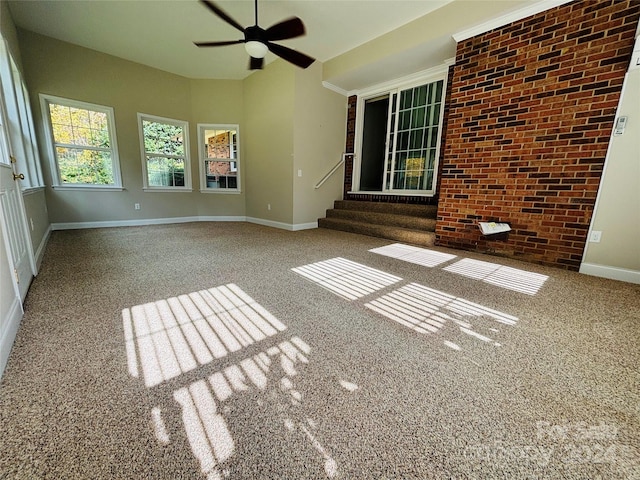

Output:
xmin=51 ymin=216 xmax=318 ymax=232
xmin=246 ymin=217 xmax=317 ymax=232
xmin=0 ymin=296 xmax=23 ymax=380
xmin=452 ymin=0 xmax=574 ymax=43
xmin=322 ymin=81 xmax=350 ymax=97
xmin=579 ymin=263 xmax=640 ymax=285
xmin=34 ymin=224 xmax=52 ymax=271
xmin=51 ymin=216 xmax=245 ymax=230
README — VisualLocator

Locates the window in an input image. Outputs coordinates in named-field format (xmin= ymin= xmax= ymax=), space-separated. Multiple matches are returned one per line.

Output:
xmin=354 ymin=70 xmax=447 ymax=196
xmin=138 ymin=114 xmax=191 ymax=191
xmin=197 ymin=124 xmax=240 ymax=193
xmin=1 ymin=38 xmax=43 ymax=189
xmin=40 ymin=94 xmax=121 ymax=188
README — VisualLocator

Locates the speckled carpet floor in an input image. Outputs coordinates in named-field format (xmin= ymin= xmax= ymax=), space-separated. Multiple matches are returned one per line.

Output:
xmin=1 ymin=222 xmax=639 ymax=479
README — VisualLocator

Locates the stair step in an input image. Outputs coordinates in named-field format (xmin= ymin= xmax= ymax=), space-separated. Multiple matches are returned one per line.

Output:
xmin=326 ymin=209 xmax=436 ymax=231
xmin=334 ymin=200 xmax=437 ymax=218
xmin=318 ymin=217 xmax=436 ymax=247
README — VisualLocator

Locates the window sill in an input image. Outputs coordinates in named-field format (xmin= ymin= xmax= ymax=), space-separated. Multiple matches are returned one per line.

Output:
xmin=199 ymin=189 xmax=242 ymax=195
xmin=143 ymin=187 xmax=193 ymax=193
xmin=52 ymin=185 xmax=125 ymax=192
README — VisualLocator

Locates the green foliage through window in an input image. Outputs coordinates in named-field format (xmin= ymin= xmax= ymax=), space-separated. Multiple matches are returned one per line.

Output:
xmin=47 ymin=101 xmax=115 ymax=185
xmin=140 ymin=116 xmax=188 ymax=188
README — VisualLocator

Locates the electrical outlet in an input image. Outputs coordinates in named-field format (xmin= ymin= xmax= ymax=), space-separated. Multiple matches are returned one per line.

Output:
xmin=135 ymin=203 xmax=141 ymax=210
xmin=297 ymin=169 xmax=302 ymax=177
xmin=30 ymin=217 xmax=34 ymax=231
xmin=590 ymin=230 xmax=602 ymax=243
xmin=267 ymin=204 xmax=271 ymax=211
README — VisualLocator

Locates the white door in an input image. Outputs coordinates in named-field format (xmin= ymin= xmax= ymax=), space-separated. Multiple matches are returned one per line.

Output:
xmin=0 ymin=95 xmax=33 ymax=302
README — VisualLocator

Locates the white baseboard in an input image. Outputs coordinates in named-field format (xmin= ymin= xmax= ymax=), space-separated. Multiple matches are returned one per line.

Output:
xmin=246 ymin=217 xmax=295 ymax=231
xmin=579 ymin=263 xmax=640 ymax=285
xmin=0 ymin=296 xmax=23 ymax=380
xmin=51 ymin=216 xmax=246 ymax=231
xmin=246 ymin=217 xmax=318 ymax=231
xmin=34 ymin=224 xmax=52 ymax=272
xmin=51 ymin=216 xmax=319 ymax=233
xmin=293 ymin=221 xmax=318 ymax=231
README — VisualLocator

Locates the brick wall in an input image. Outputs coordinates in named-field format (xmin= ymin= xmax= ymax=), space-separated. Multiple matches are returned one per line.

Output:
xmin=436 ymin=0 xmax=639 ymax=269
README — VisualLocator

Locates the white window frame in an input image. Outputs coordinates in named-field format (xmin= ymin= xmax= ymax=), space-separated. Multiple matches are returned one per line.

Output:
xmin=0 ymin=38 xmax=44 ymax=190
xmin=40 ymin=94 xmax=122 ymax=190
xmin=138 ymin=113 xmax=192 ymax=192
xmin=352 ymin=64 xmax=450 ymax=197
xmin=197 ymin=123 xmax=241 ymax=194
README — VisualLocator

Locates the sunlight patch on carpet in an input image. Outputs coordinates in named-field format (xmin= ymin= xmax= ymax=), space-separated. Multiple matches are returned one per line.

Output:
xmin=292 ymin=257 xmax=401 ymax=300
xmin=161 ymin=336 xmax=338 ymax=479
xmin=123 ymin=284 xmax=286 ymax=388
xmin=370 ymin=243 xmax=457 ymax=267
xmin=365 ymin=283 xmax=517 ymax=343
xmin=443 ymin=258 xmax=548 ymax=295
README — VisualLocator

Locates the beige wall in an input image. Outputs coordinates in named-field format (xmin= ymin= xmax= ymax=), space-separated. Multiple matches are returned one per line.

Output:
xmin=18 ymin=30 xmax=246 ymax=224
xmin=323 ymin=0 xmax=529 ymax=90
xmin=242 ymin=59 xmax=295 ymax=225
xmin=22 ymin=189 xmax=48 ymax=258
xmin=17 ymin=29 xmax=347 ymax=231
xmin=581 ymin=67 xmax=640 ymax=282
xmin=1 ymin=0 xmax=20 ymax=68
xmin=189 ymin=79 xmax=245 ymax=218
xmin=293 ymin=62 xmax=346 ymax=226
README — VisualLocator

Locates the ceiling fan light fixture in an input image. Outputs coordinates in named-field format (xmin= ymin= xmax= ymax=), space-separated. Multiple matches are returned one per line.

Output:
xmin=245 ymin=41 xmax=268 ymax=58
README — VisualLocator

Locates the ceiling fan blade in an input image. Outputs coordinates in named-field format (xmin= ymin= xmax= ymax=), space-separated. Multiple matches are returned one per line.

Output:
xmin=194 ymin=40 xmax=245 ymax=48
xmin=199 ymin=0 xmax=245 ymax=33
xmin=267 ymin=42 xmax=315 ymax=69
xmin=249 ymin=57 xmax=264 ymax=70
xmin=265 ymin=17 xmax=305 ymax=41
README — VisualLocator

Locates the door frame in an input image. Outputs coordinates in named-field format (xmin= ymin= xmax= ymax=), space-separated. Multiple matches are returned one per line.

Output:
xmin=350 ymin=63 xmax=451 ymax=197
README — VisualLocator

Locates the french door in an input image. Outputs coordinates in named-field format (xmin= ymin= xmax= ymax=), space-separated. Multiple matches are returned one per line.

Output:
xmin=0 ymin=81 xmax=34 ymax=302
xmin=357 ymin=78 xmax=445 ymax=195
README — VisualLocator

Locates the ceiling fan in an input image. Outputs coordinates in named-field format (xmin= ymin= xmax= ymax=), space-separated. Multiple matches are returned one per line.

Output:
xmin=194 ymin=0 xmax=315 ymax=70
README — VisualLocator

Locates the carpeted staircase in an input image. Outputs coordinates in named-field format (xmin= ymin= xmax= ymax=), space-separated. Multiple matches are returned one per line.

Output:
xmin=318 ymin=200 xmax=437 ymax=246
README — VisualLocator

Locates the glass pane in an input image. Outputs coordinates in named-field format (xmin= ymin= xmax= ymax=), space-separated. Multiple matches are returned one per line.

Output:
xmin=405 ymin=155 xmax=425 ymax=190
xmin=400 ymin=90 xmax=412 ymax=110
xmin=410 ymin=130 xmax=423 ymax=150
xmin=424 ymin=169 xmax=434 ymax=190
xmin=427 ymin=149 xmax=437 ymax=168
xmin=411 ymin=107 xmax=425 ymax=128
xmin=414 ymin=85 xmax=427 ymax=107
xmin=397 ymin=131 xmax=409 ymax=150
xmin=399 ymin=110 xmax=411 ymax=130
xmin=56 ymin=147 xmax=114 ymax=184
xmin=395 ymin=151 xmax=407 ymax=171
xmin=393 ymin=170 xmax=406 ymax=190
xmin=143 ymin=120 xmax=184 ymax=156
xmin=430 ymin=127 xmax=439 ymax=148
xmin=203 ymin=129 xmax=237 ymax=159
xmin=205 ymin=160 xmax=237 ymax=189
xmin=435 ymin=80 xmax=443 ymax=101
xmin=432 ymin=103 xmax=442 ymax=125
xmin=146 ymin=156 xmax=185 ymax=187
xmin=50 ymin=104 xmax=109 ymax=149
xmin=73 ymin=127 xmax=92 ymax=146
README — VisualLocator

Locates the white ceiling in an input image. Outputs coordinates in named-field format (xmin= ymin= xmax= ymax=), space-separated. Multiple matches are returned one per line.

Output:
xmin=7 ymin=0 xmax=534 ymax=90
